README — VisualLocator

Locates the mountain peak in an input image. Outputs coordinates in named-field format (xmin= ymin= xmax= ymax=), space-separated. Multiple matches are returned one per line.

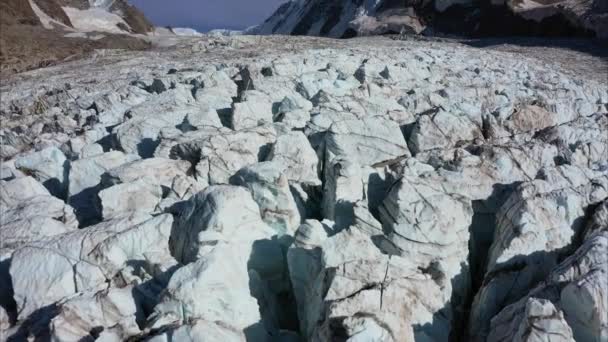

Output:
xmin=254 ymin=0 xmax=606 ymax=38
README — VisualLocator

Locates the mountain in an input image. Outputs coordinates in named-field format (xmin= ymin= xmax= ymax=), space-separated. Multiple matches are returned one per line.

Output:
xmin=254 ymin=0 xmax=607 ymax=38
xmin=27 ymin=0 xmax=153 ymax=34
xmin=0 ymin=0 xmax=153 ymax=75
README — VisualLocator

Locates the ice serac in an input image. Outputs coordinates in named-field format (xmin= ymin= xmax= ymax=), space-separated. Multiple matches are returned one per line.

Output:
xmin=9 ymin=213 xmax=172 ymax=321
xmin=49 ymin=286 xmax=142 ymax=341
xmin=156 ymin=124 xmax=276 ymax=185
xmin=268 ymin=131 xmax=320 ymax=186
xmin=152 ymin=184 xmax=288 ymax=339
xmin=169 ymin=185 xmax=276 ymax=264
xmin=148 ymin=244 xmax=262 ymax=335
xmin=14 ymin=146 xmax=68 ymax=198
xmin=378 ymin=160 xmax=473 ymax=333
xmin=1 ymin=34 xmax=607 ymax=342
xmin=230 ymin=161 xmax=301 ymax=235
xmin=487 ymin=229 xmax=608 ymax=342
xmin=469 ymin=166 xmax=608 ymax=341
xmin=321 ymin=115 xmax=410 ymax=227
xmin=1 ymin=176 xmax=77 ymax=250
xmin=102 ymin=157 xmax=205 ymax=212
xmin=490 ymin=298 xmax=576 ymax=342
xmin=103 ymin=157 xmax=193 ymax=187
xmin=231 ymin=90 xmax=274 ymax=130
xmin=146 ymin=319 xmax=247 ymax=342
xmin=287 ymin=220 xmax=449 ymax=341
xmin=115 ymin=85 xmax=222 ymax=158
xmin=68 ymin=151 xmax=140 ymax=226
xmin=326 ymin=116 xmax=410 ymax=166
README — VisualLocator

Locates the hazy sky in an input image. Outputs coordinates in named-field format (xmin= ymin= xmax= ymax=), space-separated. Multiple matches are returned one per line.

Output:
xmin=129 ymin=0 xmax=286 ymax=32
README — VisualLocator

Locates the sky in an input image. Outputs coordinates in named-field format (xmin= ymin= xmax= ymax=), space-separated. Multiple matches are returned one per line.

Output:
xmin=129 ymin=0 xmax=287 ymax=32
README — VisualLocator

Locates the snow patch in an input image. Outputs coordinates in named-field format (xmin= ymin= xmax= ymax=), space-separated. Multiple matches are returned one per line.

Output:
xmin=29 ymin=0 xmax=71 ymax=30
xmin=171 ymin=28 xmax=203 ymax=37
xmin=89 ymin=0 xmax=116 ymax=10
xmin=62 ymin=6 xmax=129 ymax=33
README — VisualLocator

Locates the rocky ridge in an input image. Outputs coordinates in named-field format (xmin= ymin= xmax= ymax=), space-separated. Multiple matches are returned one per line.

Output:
xmin=0 ymin=0 xmax=152 ymax=76
xmin=30 ymin=0 xmax=153 ymax=34
xmin=0 ymin=35 xmax=607 ymax=341
xmin=254 ymin=0 xmax=608 ymax=38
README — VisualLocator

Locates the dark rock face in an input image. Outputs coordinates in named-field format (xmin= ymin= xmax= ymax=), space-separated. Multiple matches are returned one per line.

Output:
xmin=255 ymin=0 xmax=607 ymax=38
xmin=32 ymin=0 xmax=73 ymax=27
xmin=109 ymin=0 xmax=154 ymax=34
xmin=0 ymin=0 xmax=40 ymax=26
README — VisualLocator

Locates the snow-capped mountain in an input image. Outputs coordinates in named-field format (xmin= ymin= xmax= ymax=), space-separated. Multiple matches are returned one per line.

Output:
xmin=254 ymin=0 xmax=607 ymax=38
xmin=252 ymin=0 xmax=424 ymax=38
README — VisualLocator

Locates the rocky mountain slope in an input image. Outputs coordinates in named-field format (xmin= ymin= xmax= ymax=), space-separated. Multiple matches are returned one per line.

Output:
xmin=0 ymin=0 xmax=152 ymax=76
xmin=0 ymin=35 xmax=607 ymax=341
xmin=254 ymin=0 xmax=608 ymax=38
xmin=27 ymin=0 xmax=153 ymax=34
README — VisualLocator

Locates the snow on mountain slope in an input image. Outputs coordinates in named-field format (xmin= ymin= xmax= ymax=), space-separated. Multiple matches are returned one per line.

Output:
xmin=0 ymin=0 xmax=152 ymax=75
xmin=253 ymin=0 xmax=414 ymax=38
xmin=255 ymin=0 xmax=607 ymax=38
xmin=62 ymin=6 xmax=130 ymax=33
xmin=29 ymin=0 xmax=71 ymax=29
xmin=171 ymin=27 xmax=204 ymax=37
xmin=30 ymin=0 xmax=154 ymax=35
